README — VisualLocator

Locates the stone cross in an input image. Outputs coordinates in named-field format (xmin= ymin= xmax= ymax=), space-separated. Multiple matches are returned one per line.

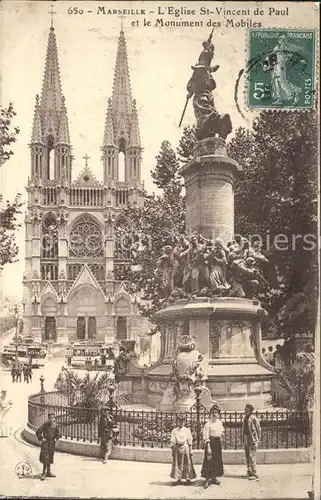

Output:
xmin=49 ymin=5 xmax=56 ymax=28
xmin=83 ymin=154 xmax=90 ymax=168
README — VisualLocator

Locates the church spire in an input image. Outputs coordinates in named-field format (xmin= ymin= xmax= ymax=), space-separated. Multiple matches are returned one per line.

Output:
xmin=111 ymin=27 xmax=132 ymax=119
xmin=40 ymin=24 xmax=63 ymax=130
xmin=29 ymin=21 xmax=72 ymax=183
xmin=102 ymin=28 xmax=142 ymax=186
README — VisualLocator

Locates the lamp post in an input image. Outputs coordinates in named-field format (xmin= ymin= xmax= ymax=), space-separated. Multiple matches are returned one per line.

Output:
xmin=14 ymin=304 xmax=19 ymax=362
xmin=195 ymin=385 xmax=203 ymax=449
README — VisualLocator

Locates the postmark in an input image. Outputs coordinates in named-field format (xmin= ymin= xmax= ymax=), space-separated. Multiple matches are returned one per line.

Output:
xmin=14 ymin=461 xmax=32 ymax=478
xmin=247 ymin=29 xmax=316 ymax=109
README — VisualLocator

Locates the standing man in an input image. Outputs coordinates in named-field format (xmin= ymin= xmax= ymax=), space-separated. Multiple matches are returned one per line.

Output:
xmin=16 ymin=364 xmax=22 ymax=383
xmin=11 ymin=364 xmax=16 ymax=383
xmin=242 ymin=404 xmax=261 ymax=481
xmin=36 ymin=412 xmax=60 ymax=480
xmin=98 ymin=406 xmax=116 ymax=464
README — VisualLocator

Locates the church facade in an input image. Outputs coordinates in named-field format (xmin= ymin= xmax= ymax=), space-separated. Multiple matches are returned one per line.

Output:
xmin=22 ymin=22 xmax=149 ymax=346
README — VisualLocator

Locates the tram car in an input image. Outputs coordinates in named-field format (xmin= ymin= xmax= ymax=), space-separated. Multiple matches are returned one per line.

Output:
xmin=67 ymin=341 xmax=116 ymax=370
xmin=1 ymin=339 xmax=47 ymax=368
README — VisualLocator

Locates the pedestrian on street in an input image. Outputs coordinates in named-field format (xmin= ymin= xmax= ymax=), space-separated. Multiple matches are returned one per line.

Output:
xmin=242 ymin=404 xmax=261 ymax=481
xmin=170 ymin=414 xmax=196 ymax=485
xmin=16 ymin=364 xmax=22 ymax=383
xmin=98 ymin=406 xmax=116 ymax=463
xmin=201 ymin=402 xmax=224 ymax=488
xmin=23 ymin=364 xmax=28 ymax=382
xmin=27 ymin=364 xmax=33 ymax=382
xmin=0 ymin=390 xmax=13 ymax=437
xmin=11 ymin=365 xmax=16 ymax=383
xmin=36 ymin=412 xmax=61 ymax=480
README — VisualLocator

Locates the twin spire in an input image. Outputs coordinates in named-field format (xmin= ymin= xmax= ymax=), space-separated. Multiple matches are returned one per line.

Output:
xmin=31 ymin=25 xmax=68 ymax=145
xmin=103 ymin=27 xmax=141 ymax=148
xmin=31 ymin=22 xmax=141 ymax=159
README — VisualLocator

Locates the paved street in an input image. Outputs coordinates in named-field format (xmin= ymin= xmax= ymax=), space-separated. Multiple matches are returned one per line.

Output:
xmin=0 ymin=356 xmax=313 ymax=499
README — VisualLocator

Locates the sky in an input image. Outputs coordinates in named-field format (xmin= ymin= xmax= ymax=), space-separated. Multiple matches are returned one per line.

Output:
xmin=0 ymin=0 xmax=318 ymax=300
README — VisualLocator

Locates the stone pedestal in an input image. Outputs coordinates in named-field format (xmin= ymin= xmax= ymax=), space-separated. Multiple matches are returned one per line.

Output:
xmin=178 ymin=137 xmax=241 ymax=242
xmin=143 ymin=298 xmax=274 ymax=411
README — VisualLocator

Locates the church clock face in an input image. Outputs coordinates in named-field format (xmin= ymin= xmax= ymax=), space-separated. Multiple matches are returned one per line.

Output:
xmin=69 ymin=215 xmax=103 ymax=257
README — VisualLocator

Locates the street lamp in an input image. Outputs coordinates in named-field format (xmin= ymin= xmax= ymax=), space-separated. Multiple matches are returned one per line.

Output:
xmin=14 ymin=304 xmax=19 ymax=361
xmin=194 ymin=385 xmax=203 ymax=449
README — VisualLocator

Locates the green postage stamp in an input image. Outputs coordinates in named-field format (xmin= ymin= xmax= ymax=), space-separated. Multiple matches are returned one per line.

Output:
xmin=248 ymin=30 xmax=316 ymax=109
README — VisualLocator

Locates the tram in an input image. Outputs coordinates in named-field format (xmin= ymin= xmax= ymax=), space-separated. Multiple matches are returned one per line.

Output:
xmin=66 ymin=341 xmax=116 ymax=369
xmin=1 ymin=340 xmax=47 ymax=368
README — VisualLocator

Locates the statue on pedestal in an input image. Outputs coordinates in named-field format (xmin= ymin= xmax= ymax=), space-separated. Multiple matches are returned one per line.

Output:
xmin=181 ymin=30 xmax=233 ymax=140
xmin=170 ymin=335 xmax=207 ymax=408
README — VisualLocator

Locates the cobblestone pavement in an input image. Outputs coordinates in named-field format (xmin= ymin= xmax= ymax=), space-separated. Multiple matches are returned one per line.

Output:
xmin=0 ymin=357 xmax=313 ymax=499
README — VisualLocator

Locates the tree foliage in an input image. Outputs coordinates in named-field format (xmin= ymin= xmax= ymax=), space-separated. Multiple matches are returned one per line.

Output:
xmin=0 ymin=103 xmax=23 ymax=270
xmin=0 ymin=103 xmax=20 ymax=165
xmin=272 ymin=350 xmax=315 ymax=412
xmin=123 ymin=112 xmax=317 ymax=340
xmin=228 ymin=110 xmax=318 ymax=337
xmin=123 ymin=132 xmax=194 ymax=330
xmin=54 ymin=369 xmax=111 ymax=411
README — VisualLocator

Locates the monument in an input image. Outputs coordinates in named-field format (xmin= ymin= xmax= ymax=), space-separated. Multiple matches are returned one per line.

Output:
xmin=122 ymin=31 xmax=274 ymax=411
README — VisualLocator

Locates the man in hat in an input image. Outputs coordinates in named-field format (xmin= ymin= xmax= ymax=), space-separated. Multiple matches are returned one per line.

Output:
xmin=36 ymin=412 xmax=60 ymax=480
xmin=98 ymin=405 xmax=116 ymax=463
xmin=242 ymin=404 xmax=261 ymax=480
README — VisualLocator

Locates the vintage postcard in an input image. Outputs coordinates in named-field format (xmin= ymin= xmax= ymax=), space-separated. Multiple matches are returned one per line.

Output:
xmin=0 ymin=1 xmax=319 ymax=499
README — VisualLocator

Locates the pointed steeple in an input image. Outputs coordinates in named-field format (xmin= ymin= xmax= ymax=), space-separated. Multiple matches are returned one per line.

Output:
xmin=57 ymin=95 xmax=70 ymax=144
xmin=129 ymin=99 xmax=141 ymax=147
xmin=31 ymin=95 xmax=43 ymax=143
xmin=111 ymin=28 xmax=132 ymax=118
xmin=40 ymin=25 xmax=63 ymax=122
xmin=103 ymin=98 xmax=115 ymax=146
xmin=29 ymin=21 xmax=73 ymax=183
xmin=102 ymin=27 xmax=143 ymax=188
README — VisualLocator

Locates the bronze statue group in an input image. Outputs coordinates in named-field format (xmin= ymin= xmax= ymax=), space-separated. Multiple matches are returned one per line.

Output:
xmin=157 ymin=234 xmax=269 ymax=303
xmin=169 ymin=402 xmax=261 ymax=488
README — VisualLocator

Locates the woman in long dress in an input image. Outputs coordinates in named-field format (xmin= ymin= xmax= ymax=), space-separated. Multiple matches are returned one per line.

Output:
xmin=201 ymin=403 xmax=224 ymax=488
xmin=170 ymin=414 xmax=196 ymax=485
xmin=0 ymin=390 xmax=13 ymax=437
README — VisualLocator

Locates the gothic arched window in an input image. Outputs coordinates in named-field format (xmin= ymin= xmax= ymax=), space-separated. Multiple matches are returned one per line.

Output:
xmin=69 ymin=214 xmax=103 ymax=258
xmin=47 ymin=135 xmax=54 ymax=180
xmin=41 ymin=213 xmax=58 ymax=259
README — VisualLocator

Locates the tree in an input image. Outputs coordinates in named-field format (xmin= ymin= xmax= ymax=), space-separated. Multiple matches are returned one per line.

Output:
xmin=0 ymin=103 xmax=23 ymax=270
xmin=228 ymin=110 xmax=318 ymax=338
xmin=123 ymin=131 xmax=195 ymax=330
xmin=272 ymin=350 xmax=315 ymax=412
xmin=54 ymin=369 xmax=111 ymax=421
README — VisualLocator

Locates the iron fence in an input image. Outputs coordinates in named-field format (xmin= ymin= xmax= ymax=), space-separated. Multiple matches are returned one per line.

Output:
xmin=27 ymin=392 xmax=312 ymax=450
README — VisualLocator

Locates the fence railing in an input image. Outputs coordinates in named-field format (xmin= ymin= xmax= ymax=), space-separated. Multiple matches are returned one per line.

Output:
xmin=27 ymin=392 xmax=312 ymax=450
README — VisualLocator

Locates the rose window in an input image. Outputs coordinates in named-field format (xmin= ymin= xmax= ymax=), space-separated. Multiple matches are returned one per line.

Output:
xmin=69 ymin=215 xmax=103 ymax=257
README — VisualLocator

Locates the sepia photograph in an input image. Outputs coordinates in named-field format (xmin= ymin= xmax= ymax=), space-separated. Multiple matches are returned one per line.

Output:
xmin=0 ymin=1 xmax=319 ymax=499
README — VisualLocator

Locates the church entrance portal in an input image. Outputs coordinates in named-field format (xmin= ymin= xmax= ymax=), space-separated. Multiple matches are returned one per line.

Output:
xmin=117 ymin=316 xmax=127 ymax=340
xmin=76 ymin=316 xmax=97 ymax=340
xmin=88 ymin=317 xmax=96 ymax=339
xmin=77 ymin=317 xmax=86 ymax=340
xmin=44 ymin=317 xmax=56 ymax=341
